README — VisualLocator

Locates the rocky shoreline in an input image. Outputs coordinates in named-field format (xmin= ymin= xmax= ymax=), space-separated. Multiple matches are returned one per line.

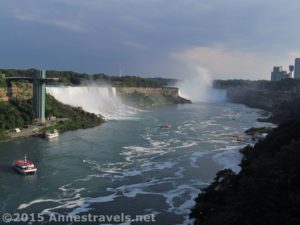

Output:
xmin=190 ymin=80 xmax=300 ymax=225
xmin=190 ymin=119 xmax=300 ymax=225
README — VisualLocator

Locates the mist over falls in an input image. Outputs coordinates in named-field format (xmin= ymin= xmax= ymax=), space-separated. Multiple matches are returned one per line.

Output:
xmin=176 ymin=66 xmax=227 ymax=103
xmin=46 ymin=86 xmax=139 ymax=120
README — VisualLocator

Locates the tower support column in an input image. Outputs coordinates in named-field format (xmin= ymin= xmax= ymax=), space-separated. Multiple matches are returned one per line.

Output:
xmin=33 ymin=70 xmax=46 ymax=122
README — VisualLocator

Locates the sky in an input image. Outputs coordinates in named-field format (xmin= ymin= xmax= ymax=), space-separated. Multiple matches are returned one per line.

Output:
xmin=1 ymin=0 xmax=300 ymax=80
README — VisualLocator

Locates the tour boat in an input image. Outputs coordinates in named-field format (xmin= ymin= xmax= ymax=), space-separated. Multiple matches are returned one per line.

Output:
xmin=45 ymin=129 xmax=59 ymax=140
xmin=161 ymin=121 xmax=172 ymax=129
xmin=12 ymin=155 xmax=37 ymax=175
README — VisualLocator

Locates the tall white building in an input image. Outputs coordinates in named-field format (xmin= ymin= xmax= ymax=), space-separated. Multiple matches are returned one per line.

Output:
xmin=294 ymin=58 xmax=300 ymax=79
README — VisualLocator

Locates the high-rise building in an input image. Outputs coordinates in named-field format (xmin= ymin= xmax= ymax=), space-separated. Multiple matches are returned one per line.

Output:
xmin=271 ymin=66 xmax=289 ymax=81
xmin=294 ymin=58 xmax=300 ymax=79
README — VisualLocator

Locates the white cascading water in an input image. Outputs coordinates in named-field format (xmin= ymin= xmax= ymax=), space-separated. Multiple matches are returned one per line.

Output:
xmin=46 ymin=86 xmax=140 ymax=120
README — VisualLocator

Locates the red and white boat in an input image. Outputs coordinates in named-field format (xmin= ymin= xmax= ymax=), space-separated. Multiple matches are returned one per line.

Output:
xmin=12 ymin=155 xmax=37 ymax=175
xmin=161 ymin=121 xmax=172 ymax=129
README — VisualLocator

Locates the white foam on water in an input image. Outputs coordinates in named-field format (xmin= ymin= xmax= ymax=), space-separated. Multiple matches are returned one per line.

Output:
xmin=18 ymin=199 xmax=62 ymax=210
xmin=190 ymin=151 xmax=210 ymax=168
xmin=58 ymin=183 xmax=86 ymax=196
xmin=174 ymin=167 xmax=185 ymax=178
xmin=14 ymin=102 xmax=276 ymax=225
xmin=173 ymin=140 xmax=199 ymax=149
xmin=67 ymin=194 xmax=117 ymax=216
xmin=120 ymin=161 xmax=177 ymax=178
xmin=116 ymin=181 xmax=157 ymax=198
xmin=121 ymin=146 xmax=167 ymax=162
xmin=29 ymin=193 xmax=118 ymax=216
xmin=162 ymin=183 xmax=201 ymax=215
xmin=122 ymin=170 xmax=142 ymax=177
xmin=200 ymin=119 xmax=219 ymax=128
xmin=214 ymin=145 xmax=245 ymax=152
xmin=212 ymin=148 xmax=243 ymax=173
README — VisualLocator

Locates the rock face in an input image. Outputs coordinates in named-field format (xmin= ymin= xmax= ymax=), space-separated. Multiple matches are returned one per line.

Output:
xmin=0 ymin=83 xmax=32 ymax=102
xmin=226 ymin=87 xmax=300 ymax=122
xmin=116 ymin=87 xmax=191 ymax=107
xmin=227 ymin=87 xmax=298 ymax=111
xmin=0 ymin=88 xmax=8 ymax=102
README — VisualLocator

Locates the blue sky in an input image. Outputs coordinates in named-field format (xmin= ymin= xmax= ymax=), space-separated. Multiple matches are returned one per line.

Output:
xmin=1 ymin=0 xmax=300 ymax=79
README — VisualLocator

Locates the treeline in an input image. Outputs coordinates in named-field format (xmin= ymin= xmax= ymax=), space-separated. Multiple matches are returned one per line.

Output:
xmin=0 ymin=99 xmax=34 ymax=130
xmin=0 ymin=76 xmax=6 ymax=87
xmin=93 ymin=73 xmax=177 ymax=87
xmin=0 ymin=99 xmax=34 ymax=140
xmin=213 ymin=78 xmax=300 ymax=93
xmin=0 ymin=68 xmax=177 ymax=87
xmin=190 ymin=120 xmax=300 ymax=225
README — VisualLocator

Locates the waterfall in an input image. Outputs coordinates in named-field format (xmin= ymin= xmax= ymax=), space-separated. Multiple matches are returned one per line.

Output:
xmin=46 ymin=86 xmax=140 ymax=120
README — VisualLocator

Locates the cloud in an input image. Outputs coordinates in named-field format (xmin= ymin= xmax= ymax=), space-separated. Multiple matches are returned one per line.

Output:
xmin=13 ymin=10 xmax=88 ymax=32
xmin=122 ymin=40 xmax=148 ymax=51
xmin=1 ymin=0 xmax=300 ymax=77
xmin=170 ymin=46 xmax=297 ymax=80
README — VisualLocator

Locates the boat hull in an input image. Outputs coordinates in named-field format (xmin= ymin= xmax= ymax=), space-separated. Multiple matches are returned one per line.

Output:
xmin=13 ymin=166 xmax=37 ymax=175
xmin=45 ymin=133 xmax=59 ymax=140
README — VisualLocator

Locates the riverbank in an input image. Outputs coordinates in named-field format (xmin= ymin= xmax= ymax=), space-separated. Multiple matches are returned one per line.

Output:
xmin=190 ymin=119 xmax=300 ymax=225
xmin=190 ymin=79 xmax=300 ymax=225
xmin=0 ymin=95 xmax=104 ymax=143
xmin=1 ymin=118 xmax=67 ymax=143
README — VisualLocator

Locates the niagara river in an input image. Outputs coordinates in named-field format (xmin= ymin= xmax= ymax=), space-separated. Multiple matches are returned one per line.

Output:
xmin=0 ymin=100 xmax=273 ymax=225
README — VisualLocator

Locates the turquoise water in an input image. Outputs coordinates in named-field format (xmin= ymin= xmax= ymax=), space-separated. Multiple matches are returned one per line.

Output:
xmin=0 ymin=102 xmax=273 ymax=225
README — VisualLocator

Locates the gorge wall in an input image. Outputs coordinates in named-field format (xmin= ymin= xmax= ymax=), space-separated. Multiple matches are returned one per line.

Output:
xmin=0 ymin=83 xmax=32 ymax=102
xmin=226 ymin=87 xmax=300 ymax=122
xmin=117 ymin=87 xmax=191 ymax=107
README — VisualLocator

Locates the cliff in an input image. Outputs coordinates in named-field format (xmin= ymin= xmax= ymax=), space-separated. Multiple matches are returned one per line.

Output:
xmin=0 ymin=88 xmax=8 ymax=102
xmin=227 ymin=88 xmax=297 ymax=111
xmin=0 ymin=83 xmax=32 ymax=102
xmin=226 ymin=87 xmax=300 ymax=123
xmin=116 ymin=87 xmax=191 ymax=107
xmin=212 ymin=79 xmax=300 ymax=123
